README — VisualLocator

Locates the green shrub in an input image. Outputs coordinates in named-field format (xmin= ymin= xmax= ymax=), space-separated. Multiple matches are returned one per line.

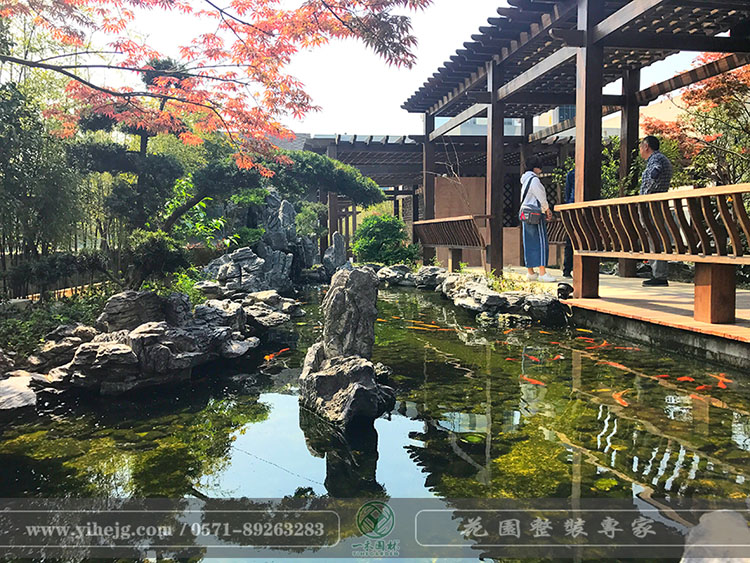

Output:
xmin=233 ymin=226 xmax=265 ymax=248
xmin=0 ymin=284 xmax=116 ymax=359
xmin=295 ymin=201 xmax=327 ymax=238
xmin=140 ymin=266 xmax=210 ymax=307
xmin=352 ymin=214 xmax=420 ymax=265
xmin=126 ymin=229 xmax=189 ymax=288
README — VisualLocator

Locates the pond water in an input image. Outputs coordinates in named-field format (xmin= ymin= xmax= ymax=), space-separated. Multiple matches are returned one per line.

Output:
xmin=2 ymin=286 xmax=750 ymax=557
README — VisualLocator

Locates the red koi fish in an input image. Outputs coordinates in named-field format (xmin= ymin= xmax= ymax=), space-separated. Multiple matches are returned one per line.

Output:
xmin=598 ymin=361 xmax=629 ymax=371
xmin=695 ymin=385 xmax=712 ymax=391
xmin=708 ymin=373 xmax=733 ymax=389
xmin=612 ymin=389 xmax=630 ymax=407
xmin=549 ymin=341 xmax=561 ymax=345
xmin=576 ymin=336 xmax=595 ymax=342
xmin=539 ymin=330 xmax=552 ymax=335
xmin=690 ymin=394 xmax=707 ymax=402
xmin=549 ymin=355 xmax=563 ymax=361
xmin=521 ymin=374 xmax=546 ymax=386
xmin=264 ymin=348 xmax=291 ymax=361
xmin=654 ymin=374 xmax=670 ymax=379
xmin=677 ymin=376 xmax=695 ymax=382
xmin=505 ymin=357 xmax=519 ymax=362
xmin=586 ymin=340 xmax=609 ymax=350
xmin=503 ymin=329 xmax=516 ymax=334
xmin=524 ymin=354 xmax=541 ymax=363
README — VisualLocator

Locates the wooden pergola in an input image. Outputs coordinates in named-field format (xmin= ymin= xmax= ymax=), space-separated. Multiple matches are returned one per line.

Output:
xmin=403 ymin=0 xmax=750 ymax=321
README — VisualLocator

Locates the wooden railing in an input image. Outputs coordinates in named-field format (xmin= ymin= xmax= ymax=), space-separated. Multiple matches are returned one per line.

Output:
xmin=556 ymin=184 xmax=750 ymax=264
xmin=413 ymin=215 xmax=490 ymax=271
xmin=546 ymin=218 xmax=568 ymax=245
xmin=556 ymin=184 xmax=750 ymax=324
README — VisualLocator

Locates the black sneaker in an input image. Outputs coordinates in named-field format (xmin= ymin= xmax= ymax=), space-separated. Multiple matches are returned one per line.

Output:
xmin=642 ymin=278 xmax=668 ymax=287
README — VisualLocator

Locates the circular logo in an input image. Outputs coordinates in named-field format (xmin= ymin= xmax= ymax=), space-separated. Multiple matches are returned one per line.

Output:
xmin=356 ymin=501 xmax=395 ymax=539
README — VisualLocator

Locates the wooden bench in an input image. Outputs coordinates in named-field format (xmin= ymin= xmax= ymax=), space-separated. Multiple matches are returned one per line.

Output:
xmin=556 ymin=184 xmax=750 ymax=324
xmin=413 ymin=215 xmax=491 ymax=271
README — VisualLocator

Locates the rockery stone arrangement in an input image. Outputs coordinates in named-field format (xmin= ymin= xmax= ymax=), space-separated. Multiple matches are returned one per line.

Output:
xmin=299 ymin=267 xmax=396 ymax=428
xmin=0 ymin=288 xmax=302 ymax=410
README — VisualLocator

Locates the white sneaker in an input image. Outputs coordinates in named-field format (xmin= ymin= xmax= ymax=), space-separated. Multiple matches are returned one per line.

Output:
xmin=538 ymin=273 xmax=557 ymax=283
xmin=526 ymin=273 xmax=539 ymax=281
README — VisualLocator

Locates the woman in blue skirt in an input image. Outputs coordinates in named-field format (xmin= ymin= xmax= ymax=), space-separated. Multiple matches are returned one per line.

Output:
xmin=520 ymin=156 xmax=556 ymax=283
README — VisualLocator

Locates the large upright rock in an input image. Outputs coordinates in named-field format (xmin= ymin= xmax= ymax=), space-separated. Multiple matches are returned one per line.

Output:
xmin=299 ymin=267 xmax=395 ymax=427
xmin=323 ymin=232 xmax=347 ymax=277
xmin=203 ymin=244 xmax=294 ymax=298
xmin=96 ymin=291 xmax=165 ymax=332
xmin=322 ymin=268 xmax=378 ymax=359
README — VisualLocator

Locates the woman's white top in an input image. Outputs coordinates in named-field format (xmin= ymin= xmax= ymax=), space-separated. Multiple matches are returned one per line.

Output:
xmin=520 ymin=171 xmax=550 ymax=213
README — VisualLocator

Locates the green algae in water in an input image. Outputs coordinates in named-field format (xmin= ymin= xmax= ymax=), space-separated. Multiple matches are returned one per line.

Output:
xmin=1 ymin=286 xmax=750 ymax=506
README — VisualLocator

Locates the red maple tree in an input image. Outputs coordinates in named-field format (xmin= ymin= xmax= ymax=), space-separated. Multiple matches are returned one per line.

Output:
xmin=0 ymin=0 xmax=432 ymax=170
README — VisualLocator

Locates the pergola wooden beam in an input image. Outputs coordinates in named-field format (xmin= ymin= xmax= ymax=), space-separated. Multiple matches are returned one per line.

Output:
xmin=637 ymin=53 xmax=750 ymax=105
xmin=495 ymin=47 xmax=577 ymax=102
xmin=429 ymin=103 xmax=488 ymax=141
xmin=602 ymin=33 xmax=750 ymax=52
xmin=591 ymin=0 xmax=670 ymax=44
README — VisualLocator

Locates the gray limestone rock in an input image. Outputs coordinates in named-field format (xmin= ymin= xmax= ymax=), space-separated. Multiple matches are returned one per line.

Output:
xmin=0 ymin=349 xmax=15 ymax=377
xmin=299 ymin=356 xmax=396 ymax=427
xmin=322 ymin=268 xmax=378 ymax=359
xmin=194 ymin=299 xmax=246 ymax=333
xmin=377 ymin=264 xmax=411 ymax=286
xmin=414 ymin=266 xmax=448 ymax=290
xmin=0 ymin=375 xmax=36 ymax=411
xmin=323 ymin=232 xmax=347 ymax=277
xmin=243 ymin=303 xmax=291 ymax=330
xmin=96 ymin=291 xmax=166 ymax=332
xmin=194 ymin=280 xmax=221 ymax=297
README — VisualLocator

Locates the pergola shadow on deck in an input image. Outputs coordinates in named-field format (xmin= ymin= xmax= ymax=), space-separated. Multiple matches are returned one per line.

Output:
xmin=402 ymin=0 xmax=750 ymax=334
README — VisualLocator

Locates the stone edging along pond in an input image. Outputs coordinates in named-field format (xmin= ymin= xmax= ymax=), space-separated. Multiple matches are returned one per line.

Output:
xmin=367 ymin=264 xmax=570 ymax=328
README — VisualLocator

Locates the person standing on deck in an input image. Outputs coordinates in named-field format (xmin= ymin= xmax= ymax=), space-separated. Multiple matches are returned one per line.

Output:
xmin=520 ymin=156 xmax=556 ymax=283
xmin=562 ymin=167 xmax=575 ymax=279
xmin=639 ymin=135 xmax=673 ymax=287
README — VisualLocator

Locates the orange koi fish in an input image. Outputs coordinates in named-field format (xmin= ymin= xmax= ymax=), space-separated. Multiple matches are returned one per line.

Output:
xmin=708 ymin=373 xmax=733 ymax=389
xmin=264 ymin=348 xmax=290 ymax=361
xmin=654 ymin=374 xmax=670 ymax=379
xmin=598 ymin=361 xmax=629 ymax=371
xmin=549 ymin=341 xmax=561 ymax=345
xmin=695 ymin=385 xmax=712 ymax=391
xmin=593 ymin=388 xmax=612 ymax=392
xmin=614 ymin=346 xmax=640 ymax=351
xmin=391 ymin=316 xmax=401 ymax=319
xmin=376 ymin=319 xmax=388 ymax=322
xmin=505 ymin=357 xmax=519 ymax=362
xmin=407 ymin=326 xmax=433 ymax=331
xmin=463 ymin=326 xmax=475 ymax=330
xmin=437 ymin=328 xmax=456 ymax=332
xmin=524 ymin=354 xmax=541 ymax=363
xmin=586 ymin=340 xmax=609 ymax=350
xmin=549 ymin=355 xmax=563 ymax=361
xmin=539 ymin=330 xmax=552 ymax=335
xmin=690 ymin=394 xmax=707 ymax=402
xmin=576 ymin=337 xmax=595 ymax=342
xmin=503 ymin=329 xmax=516 ymax=334
xmin=521 ymin=374 xmax=546 ymax=386
xmin=612 ymin=389 xmax=630 ymax=407
xmin=677 ymin=376 xmax=695 ymax=382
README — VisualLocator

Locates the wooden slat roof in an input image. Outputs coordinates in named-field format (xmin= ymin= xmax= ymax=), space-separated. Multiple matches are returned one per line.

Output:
xmin=402 ymin=0 xmax=750 ymax=117
xmin=302 ymin=134 xmax=570 ymax=186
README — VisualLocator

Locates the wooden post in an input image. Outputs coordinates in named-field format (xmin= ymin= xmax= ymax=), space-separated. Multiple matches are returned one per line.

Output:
xmin=448 ymin=248 xmax=463 ymax=272
xmin=393 ymin=197 xmax=400 ymax=218
xmin=343 ymin=200 xmax=350 ymax=246
xmin=326 ymin=144 xmax=338 ymax=249
xmin=573 ymin=0 xmax=604 ymax=298
xmin=694 ymin=263 xmax=736 ymax=324
xmin=619 ymin=68 xmax=641 ymax=278
xmin=486 ymin=62 xmax=505 ymax=274
xmin=423 ymin=113 xmax=436 ymax=263
xmin=318 ymin=187 xmax=327 ymax=259
xmin=412 ymin=184 xmax=420 ymax=222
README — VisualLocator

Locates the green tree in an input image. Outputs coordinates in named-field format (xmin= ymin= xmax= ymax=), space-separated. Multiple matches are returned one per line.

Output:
xmin=352 ymin=214 xmax=420 ymax=265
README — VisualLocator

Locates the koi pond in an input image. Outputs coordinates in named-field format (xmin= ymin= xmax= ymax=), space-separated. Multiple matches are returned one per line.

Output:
xmin=1 ymin=287 xmax=749 ymax=558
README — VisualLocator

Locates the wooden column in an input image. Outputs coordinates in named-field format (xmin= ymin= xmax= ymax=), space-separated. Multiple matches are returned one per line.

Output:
xmin=448 ymin=248 xmax=463 ymax=272
xmin=326 ymin=144 xmax=338 ymax=248
xmin=486 ymin=62 xmax=505 ymax=273
xmin=694 ymin=264 xmax=736 ymax=324
xmin=573 ymin=0 xmax=604 ymax=298
xmin=343 ymin=200 xmax=350 ymax=245
xmin=423 ymin=114 xmax=436 ymax=263
xmin=619 ymin=68 xmax=641 ymax=278
xmin=412 ymin=184 xmax=420 ymax=222
xmin=318 ymin=187 xmax=327 ymax=259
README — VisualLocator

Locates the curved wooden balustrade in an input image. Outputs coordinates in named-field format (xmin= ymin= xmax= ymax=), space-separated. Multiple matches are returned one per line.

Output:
xmin=413 ymin=215 xmax=490 ymax=249
xmin=546 ymin=218 xmax=568 ymax=245
xmin=556 ymin=184 xmax=750 ymax=265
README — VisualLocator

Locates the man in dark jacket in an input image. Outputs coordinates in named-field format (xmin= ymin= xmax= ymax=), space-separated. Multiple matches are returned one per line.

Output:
xmin=639 ymin=135 xmax=673 ymax=286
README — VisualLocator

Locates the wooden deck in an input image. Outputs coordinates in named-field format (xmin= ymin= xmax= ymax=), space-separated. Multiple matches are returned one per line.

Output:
xmin=504 ymin=266 xmax=750 ymax=345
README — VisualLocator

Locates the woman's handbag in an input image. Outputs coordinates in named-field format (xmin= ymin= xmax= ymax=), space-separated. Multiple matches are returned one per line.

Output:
xmin=519 ymin=177 xmax=543 ymax=225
